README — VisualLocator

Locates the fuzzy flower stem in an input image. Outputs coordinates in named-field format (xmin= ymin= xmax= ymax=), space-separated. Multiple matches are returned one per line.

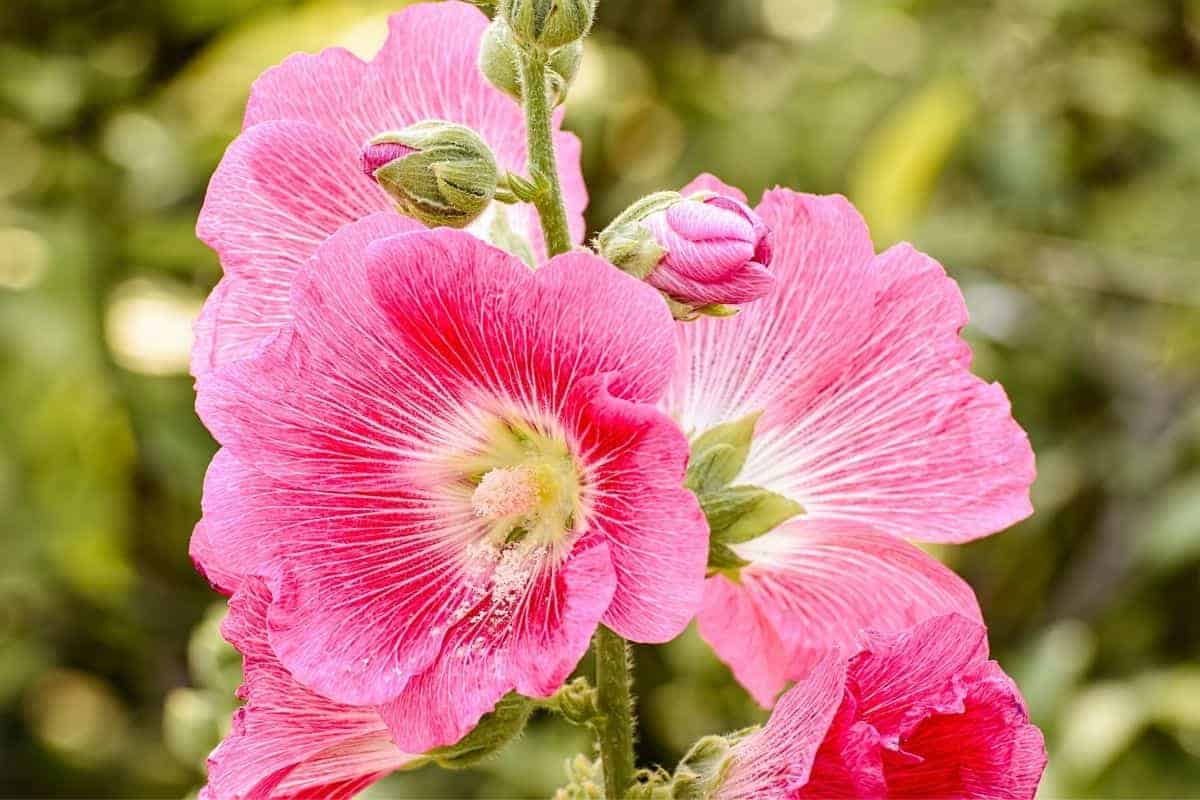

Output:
xmin=518 ymin=50 xmax=573 ymax=257
xmin=594 ymin=625 xmax=636 ymax=799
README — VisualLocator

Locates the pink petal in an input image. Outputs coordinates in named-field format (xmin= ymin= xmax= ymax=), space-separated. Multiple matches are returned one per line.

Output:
xmin=204 ymin=578 xmax=410 ymax=800
xmin=195 ymin=212 xmax=430 ymax=492
xmin=797 ymin=696 xmax=889 ymax=799
xmin=881 ymin=661 xmax=1046 ymax=799
xmin=365 ymin=239 xmax=679 ymax=411
xmin=566 ymin=375 xmax=707 ymax=643
xmin=717 ymin=653 xmax=847 ymax=799
xmin=697 ymin=522 xmax=982 ymax=707
xmin=681 ymin=173 xmax=750 ymax=203
xmin=190 ymin=520 xmax=239 ymax=598
xmin=190 ymin=448 xmax=339 ymax=598
xmin=377 ymin=538 xmax=616 ymax=752
xmin=193 ymin=122 xmax=411 ymax=374
xmin=847 ymin=613 xmax=990 ymax=745
xmin=666 ymin=188 xmax=1034 ymax=543
xmin=243 ymin=46 xmax=371 ymax=138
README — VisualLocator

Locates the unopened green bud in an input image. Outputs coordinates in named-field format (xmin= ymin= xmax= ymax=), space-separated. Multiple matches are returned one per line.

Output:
xmin=428 ymin=692 xmax=533 ymax=769
xmin=480 ymin=20 xmax=583 ymax=106
xmin=501 ymin=0 xmax=596 ymax=49
xmin=362 ymin=121 xmax=498 ymax=229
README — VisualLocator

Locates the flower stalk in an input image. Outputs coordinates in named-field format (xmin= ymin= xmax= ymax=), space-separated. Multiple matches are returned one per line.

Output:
xmin=518 ymin=50 xmax=573 ymax=257
xmin=594 ymin=625 xmax=636 ymax=799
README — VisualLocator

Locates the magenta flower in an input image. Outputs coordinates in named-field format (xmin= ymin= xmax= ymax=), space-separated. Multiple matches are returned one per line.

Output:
xmin=716 ymin=615 xmax=1046 ymax=799
xmin=191 ymin=214 xmax=707 ymax=752
xmin=663 ymin=175 xmax=1036 ymax=706
xmin=200 ymin=578 xmax=412 ymax=800
xmin=192 ymin=0 xmax=588 ymax=375
xmin=643 ymin=192 xmax=775 ymax=307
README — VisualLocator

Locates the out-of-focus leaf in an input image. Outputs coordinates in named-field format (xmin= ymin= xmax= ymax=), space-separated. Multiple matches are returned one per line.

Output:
xmin=849 ymin=77 xmax=976 ymax=244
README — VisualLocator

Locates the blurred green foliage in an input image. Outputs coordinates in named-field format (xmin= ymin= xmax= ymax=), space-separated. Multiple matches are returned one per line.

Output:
xmin=1 ymin=0 xmax=1199 ymax=796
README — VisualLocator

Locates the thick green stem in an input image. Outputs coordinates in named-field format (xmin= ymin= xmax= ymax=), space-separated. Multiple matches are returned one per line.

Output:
xmin=519 ymin=52 xmax=573 ymax=257
xmin=594 ymin=625 xmax=635 ymax=799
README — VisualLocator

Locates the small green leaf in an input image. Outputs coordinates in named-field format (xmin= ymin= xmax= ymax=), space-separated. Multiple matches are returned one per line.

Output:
xmin=697 ymin=303 xmax=739 ymax=318
xmin=429 ymin=692 xmax=533 ymax=769
xmin=686 ymin=443 xmax=740 ymax=494
xmin=701 ymin=485 xmax=804 ymax=544
xmin=707 ymin=541 xmax=751 ymax=578
xmin=685 ymin=411 xmax=762 ymax=492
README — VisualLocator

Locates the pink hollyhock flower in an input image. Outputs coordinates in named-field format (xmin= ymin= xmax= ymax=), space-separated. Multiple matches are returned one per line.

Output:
xmin=191 ymin=214 xmax=707 ymax=752
xmin=662 ymin=175 xmax=1036 ymax=706
xmin=717 ymin=615 xmax=1046 ymax=799
xmin=643 ymin=193 xmax=775 ymax=307
xmin=202 ymin=577 xmax=412 ymax=800
xmin=192 ymin=0 xmax=588 ymax=375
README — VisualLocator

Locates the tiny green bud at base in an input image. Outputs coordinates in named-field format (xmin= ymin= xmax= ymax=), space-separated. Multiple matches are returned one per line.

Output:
xmin=363 ymin=121 xmax=499 ymax=229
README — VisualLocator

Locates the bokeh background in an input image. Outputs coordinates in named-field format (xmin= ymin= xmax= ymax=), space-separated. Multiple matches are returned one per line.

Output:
xmin=2 ymin=0 xmax=1199 ymax=796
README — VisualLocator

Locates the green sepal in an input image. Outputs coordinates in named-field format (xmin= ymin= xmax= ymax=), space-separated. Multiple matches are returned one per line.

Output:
xmin=697 ymin=303 xmax=739 ymax=318
xmin=428 ymin=692 xmax=533 ymax=769
xmin=685 ymin=443 xmax=740 ymax=495
xmin=685 ymin=411 xmax=761 ymax=493
xmin=706 ymin=541 xmax=751 ymax=580
xmin=501 ymin=170 xmax=542 ymax=203
xmin=701 ymin=485 xmax=804 ymax=544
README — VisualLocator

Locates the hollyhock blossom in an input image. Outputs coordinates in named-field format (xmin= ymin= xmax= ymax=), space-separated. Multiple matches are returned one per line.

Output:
xmin=192 ymin=0 xmax=587 ymax=375
xmin=715 ymin=615 xmax=1046 ymax=799
xmin=202 ymin=577 xmax=412 ymax=800
xmin=642 ymin=193 xmax=775 ymax=307
xmin=662 ymin=175 xmax=1035 ymax=706
xmin=192 ymin=214 xmax=707 ymax=753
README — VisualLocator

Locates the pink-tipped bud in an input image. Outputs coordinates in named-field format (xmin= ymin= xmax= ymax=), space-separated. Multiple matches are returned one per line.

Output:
xmin=642 ymin=194 xmax=775 ymax=307
xmin=597 ymin=190 xmax=775 ymax=319
xmin=360 ymin=141 xmax=416 ymax=178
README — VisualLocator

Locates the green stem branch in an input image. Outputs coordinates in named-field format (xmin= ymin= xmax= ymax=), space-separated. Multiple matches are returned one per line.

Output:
xmin=594 ymin=625 xmax=635 ymax=799
xmin=519 ymin=51 xmax=573 ymax=257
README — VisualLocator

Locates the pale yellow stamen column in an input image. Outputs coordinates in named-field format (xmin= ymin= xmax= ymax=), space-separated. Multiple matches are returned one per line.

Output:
xmin=471 ymin=466 xmax=541 ymax=520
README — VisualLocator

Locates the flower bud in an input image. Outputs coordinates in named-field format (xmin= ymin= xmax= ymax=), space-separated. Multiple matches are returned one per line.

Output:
xmin=501 ymin=0 xmax=596 ymax=50
xmin=362 ymin=121 xmax=499 ymax=229
xmin=598 ymin=191 xmax=775 ymax=317
xmin=480 ymin=19 xmax=583 ymax=106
